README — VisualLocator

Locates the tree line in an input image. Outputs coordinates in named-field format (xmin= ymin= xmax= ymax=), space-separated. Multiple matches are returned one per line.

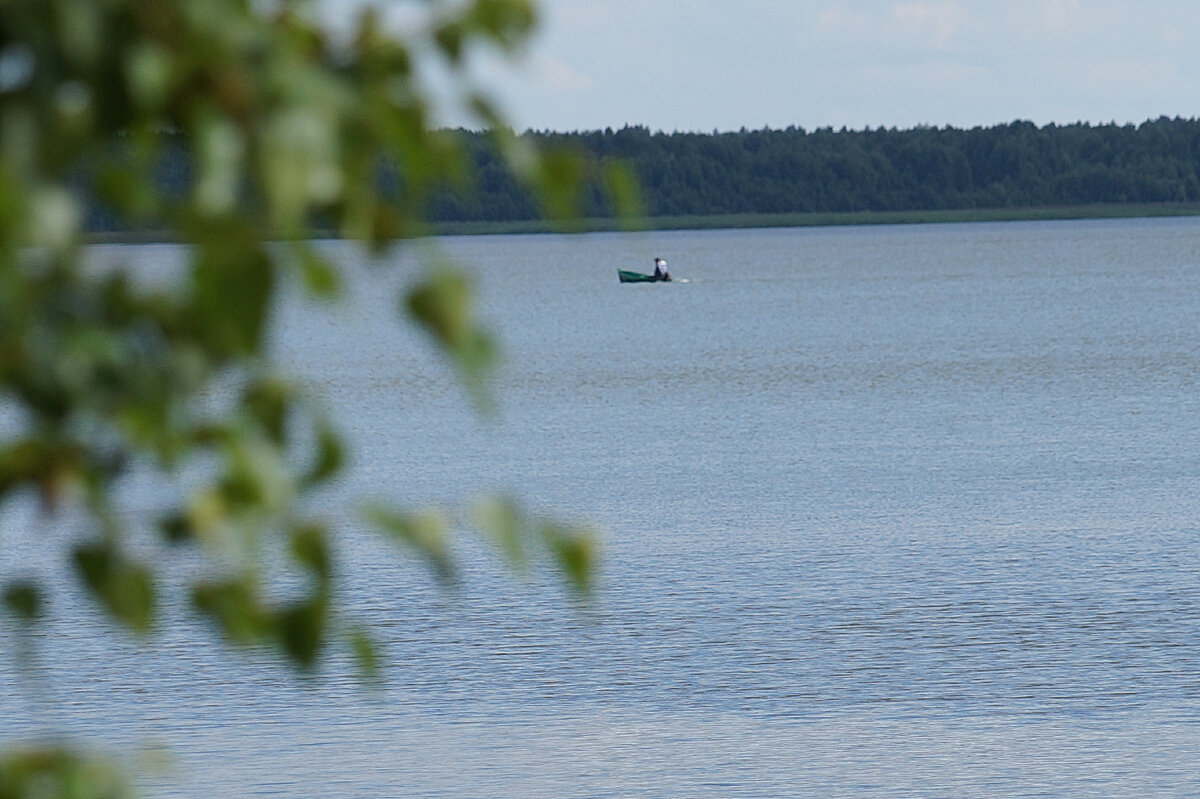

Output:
xmin=428 ymin=117 xmax=1200 ymax=222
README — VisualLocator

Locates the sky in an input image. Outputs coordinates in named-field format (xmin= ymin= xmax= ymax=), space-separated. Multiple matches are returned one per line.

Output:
xmin=331 ymin=1 xmax=1200 ymax=133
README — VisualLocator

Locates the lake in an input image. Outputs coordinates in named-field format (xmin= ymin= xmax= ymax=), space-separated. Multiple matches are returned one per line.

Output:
xmin=3 ymin=218 xmax=1200 ymax=797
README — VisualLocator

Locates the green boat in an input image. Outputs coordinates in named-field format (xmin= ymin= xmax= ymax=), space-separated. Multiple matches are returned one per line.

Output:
xmin=618 ymin=269 xmax=671 ymax=283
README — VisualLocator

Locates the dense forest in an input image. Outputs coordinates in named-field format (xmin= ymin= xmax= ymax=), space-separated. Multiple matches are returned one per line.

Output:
xmin=429 ymin=117 xmax=1200 ymax=223
xmin=83 ymin=117 xmax=1200 ymax=232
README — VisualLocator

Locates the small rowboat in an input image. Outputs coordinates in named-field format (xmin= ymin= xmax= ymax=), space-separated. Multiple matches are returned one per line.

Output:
xmin=618 ymin=269 xmax=671 ymax=283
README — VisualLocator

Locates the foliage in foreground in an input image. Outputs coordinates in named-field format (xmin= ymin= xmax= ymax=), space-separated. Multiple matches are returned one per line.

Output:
xmin=0 ymin=1 xmax=631 ymax=796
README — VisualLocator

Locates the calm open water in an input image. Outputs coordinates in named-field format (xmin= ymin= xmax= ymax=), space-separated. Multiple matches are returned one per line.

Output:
xmin=3 ymin=218 xmax=1200 ymax=797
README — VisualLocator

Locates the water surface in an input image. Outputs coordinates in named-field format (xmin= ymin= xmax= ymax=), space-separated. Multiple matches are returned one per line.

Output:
xmin=3 ymin=218 xmax=1200 ymax=797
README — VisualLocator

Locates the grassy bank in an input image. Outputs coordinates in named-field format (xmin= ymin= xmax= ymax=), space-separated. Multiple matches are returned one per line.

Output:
xmin=431 ymin=202 xmax=1200 ymax=236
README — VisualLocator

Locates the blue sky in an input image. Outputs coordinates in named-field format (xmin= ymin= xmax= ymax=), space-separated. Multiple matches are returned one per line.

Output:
xmin=332 ymin=1 xmax=1200 ymax=133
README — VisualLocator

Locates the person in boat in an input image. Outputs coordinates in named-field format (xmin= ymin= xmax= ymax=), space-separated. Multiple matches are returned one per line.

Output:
xmin=653 ymin=257 xmax=669 ymax=280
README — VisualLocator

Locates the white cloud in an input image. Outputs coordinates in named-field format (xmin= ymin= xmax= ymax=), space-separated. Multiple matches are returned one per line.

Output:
xmin=1059 ymin=57 xmax=1179 ymax=95
xmin=817 ymin=5 xmax=874 ymax=32
xmin=862 ymin=59 xmax=988 ymax=88
xmin=551 ymin=0 xmax=619 ymax=29
xmin=530 ymin=53 xmax=592 ymax=92
xmin=891 ymin=1 xmax=966 ymax=45
xmin=1039 ymin=0 xmax=1082 ymax=34
xmin=447 ymin=0 xmax=1200 ymax=132
xmin=815 ymin=2 xmax=966 ymax=47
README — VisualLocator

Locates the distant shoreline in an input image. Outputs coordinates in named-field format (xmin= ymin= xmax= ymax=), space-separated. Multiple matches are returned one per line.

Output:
xmin=85 ymin=202 xmax=1200 ymax=244
xmin=429 ymin=202 xmax=1200 ymax=236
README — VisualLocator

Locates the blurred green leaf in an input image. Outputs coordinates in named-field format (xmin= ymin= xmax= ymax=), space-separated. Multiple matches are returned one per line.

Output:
xmin=366 ymin=505 xmax=455 ymax=584
xmin=434 ymin=22 xmax=465 ymax=63
xmin=293 ymin=244 xmax=341 ymax=299
xmin=404 ymin=267 xmax=497 ymax=407
xmin=0 ymin=747 xmax=131 ymax=799
xmin=191 ymin=577 xmax=271 ymax=646
xmin=467 ymin=92 xmax=505 ymax=130
xmin=301 ymin=422 xmax=344 ymax=489
xmin=188 ymin=229 xmax=274 ymax=358
xmin=225 ymin=433 xmax=296 ymax=515
xmin=0 ymin=440 xmax=66 ymax=505
xmin=261 ymin=105 xmax=344 ymax=232
xmin=94 ymin=161 xmax=158 ymax=223
xmin=290 ymin=523 xmax=331 ymax=581
xmin=125 ymin=41 xmax=174 ymax=112
xmin=532 ymin=146 xmax=587 ymax=228
xmin=157 ymin=511 xmax=192 ymax=545
xmin=470 ymin=495 xmax=528 ymax=572
xmin=193 ymin=115 xmax=246 ymax=217
xmin=2 ymin=581 xmax=41 ymax=621
xmin=242 ymin=378 xmax=292 ymax=445
xmin=1 ymin=0 xmax=606 ymax=782
xmin=348 ymin=625 xmax=383 ymax=685
xmin=277 ymin=594 xmax=327 ymax=669
xmin=72 ymin=542 xmax=156 ymax=634
xmin=469 ymin=0 xmax=539 ymax=51
xmin=404 ymin=268 xmax=473 ymax=351
xmin=541 ymin=521 xmax=598 ymax=597
xmin=28 ymin=186 xmax=82 ymax=251
xmin=471 ymin=497 xmax=599 ymax=596
xmin=604 ymin=161 xmax=646 ymax=229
